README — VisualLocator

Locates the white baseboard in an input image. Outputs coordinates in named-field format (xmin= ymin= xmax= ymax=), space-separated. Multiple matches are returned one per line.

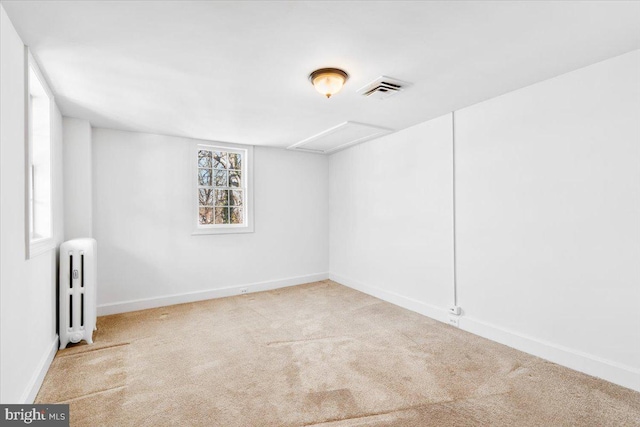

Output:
xmin=330 ymin=273 xmax=640 ymax=393
xmin=329 ymin=273 xmax=450 ymax=324
xmin=460 ymin=316 xmax=640 ymax=392
xmin=21 ymin=334 xmax=58 ymax=404
xmin=97 ymin=272 xmax=329 ymax=316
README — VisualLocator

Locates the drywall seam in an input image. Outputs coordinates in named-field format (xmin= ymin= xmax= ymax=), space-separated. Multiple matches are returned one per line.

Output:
xmin=97 ymin=272 xmax=329 ymax=316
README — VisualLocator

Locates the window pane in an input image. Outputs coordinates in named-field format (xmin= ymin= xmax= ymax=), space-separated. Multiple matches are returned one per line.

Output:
xmin=29 ymin=66 xmax=52 ymax=241
xmin=215 ymin=207 xmax=230 ymax=224
xmin=214 ymin=170 xmax=228 ymax=187
xmin=198 ymin=150 xmax=212 ymax=168
xmin=198 ymin=168 xmax=212 ymax=186
xmin=198 ymin=188 xmax=213 ymax=206
xmin=213 ymin=152 xmax=229 ymax=169
xmin=230 ymin=207 xmax=243 ymax=224
xmin=195 ymin=146 xmax=249 ymax=231
xmin=215 ymin=189 xmax=229 ymax=206
xmin=199 ymin=207 xmax=213 ymax=225
xmin=230 ymin=190 xmax=243 ymax=206
xmin=228 ymin=153 xmax=242 ymax=170
xmin=229 ymin=170 xmax=242 ymax=188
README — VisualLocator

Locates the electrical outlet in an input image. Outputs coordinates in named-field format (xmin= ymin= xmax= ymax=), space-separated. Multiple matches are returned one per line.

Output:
xmin=448 ymin=306 xmax=461 ymax=315
xmin=240 ymin=288 xmax=248 ymax=295
xmin=448 ymin=315 xmax=460 ymax=328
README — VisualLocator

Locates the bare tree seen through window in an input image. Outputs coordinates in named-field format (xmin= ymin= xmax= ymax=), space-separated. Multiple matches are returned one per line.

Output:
xmin=198 ymin=149 xmax=244 ymax=225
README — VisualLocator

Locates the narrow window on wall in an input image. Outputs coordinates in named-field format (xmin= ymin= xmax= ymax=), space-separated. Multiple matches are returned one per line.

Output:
xmin=194 ymin=144 xmax=253 ymax=235
xmin=26 ymin=51 xmax=54 ymax=258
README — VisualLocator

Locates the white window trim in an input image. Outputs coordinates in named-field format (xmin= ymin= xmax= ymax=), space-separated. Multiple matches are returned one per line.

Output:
xmin=192 ymin=142 xmax=254 ymax=235
xmin=25 ymin=48 xmax=55 ymax=259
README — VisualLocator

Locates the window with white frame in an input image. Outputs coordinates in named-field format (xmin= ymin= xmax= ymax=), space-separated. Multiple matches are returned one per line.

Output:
xmin=26 ymin=51 xmax=54 ymax=257
xmin=194 ymin=144 xmax=253 ymax=234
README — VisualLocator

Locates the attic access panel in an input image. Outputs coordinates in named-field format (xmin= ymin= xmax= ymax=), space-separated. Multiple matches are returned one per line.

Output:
xmin=288 ymin=121 xmax=393 ymax=154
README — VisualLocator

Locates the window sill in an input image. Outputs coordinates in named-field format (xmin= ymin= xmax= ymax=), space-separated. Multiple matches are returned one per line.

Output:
xmin=28 ymin=237 xmax=55 ymax=259
xmin=192 ymin=225 xmax=254 ymax=236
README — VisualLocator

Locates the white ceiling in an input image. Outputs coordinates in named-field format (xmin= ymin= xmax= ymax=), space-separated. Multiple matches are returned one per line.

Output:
xmin=3 ymin=1 xmax=640 ymax=149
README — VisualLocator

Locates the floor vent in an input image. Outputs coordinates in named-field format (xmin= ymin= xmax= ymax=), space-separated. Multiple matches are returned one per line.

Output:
xmin=357 ymin=76 xmax=412 ymax=100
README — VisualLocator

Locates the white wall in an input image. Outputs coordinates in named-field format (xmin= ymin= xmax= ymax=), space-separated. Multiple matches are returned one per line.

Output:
xmin=63 ymin=117 xmax=93 ymax=239
xmin=329 ymin=114 xmax=455 ymax=322
xmin=92 ymin=128 xmax=329 ymax=313
xmin=455 ymin=50 xmax=640 ymax=389
xmin=329 ymin=50 xmax=640 ymax=391
xmin=0 ymin=5 xmax=63 ymax=403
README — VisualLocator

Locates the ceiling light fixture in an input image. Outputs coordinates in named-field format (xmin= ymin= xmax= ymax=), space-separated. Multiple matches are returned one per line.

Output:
xmin=309 ymin=68 xmax=349 ymax=98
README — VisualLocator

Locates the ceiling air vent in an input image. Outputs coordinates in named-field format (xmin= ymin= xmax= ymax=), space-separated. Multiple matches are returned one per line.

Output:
xmin=356 ymin=76 xmax=412 ymax=100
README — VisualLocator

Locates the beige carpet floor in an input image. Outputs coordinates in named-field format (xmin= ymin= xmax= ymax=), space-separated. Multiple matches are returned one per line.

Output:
xmin=36 ymin=280 xmax=640 ymax=426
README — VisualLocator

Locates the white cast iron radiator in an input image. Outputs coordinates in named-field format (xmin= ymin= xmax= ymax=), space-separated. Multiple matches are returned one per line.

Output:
xmin=59 ymin=238 xmax=97 ymax=349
